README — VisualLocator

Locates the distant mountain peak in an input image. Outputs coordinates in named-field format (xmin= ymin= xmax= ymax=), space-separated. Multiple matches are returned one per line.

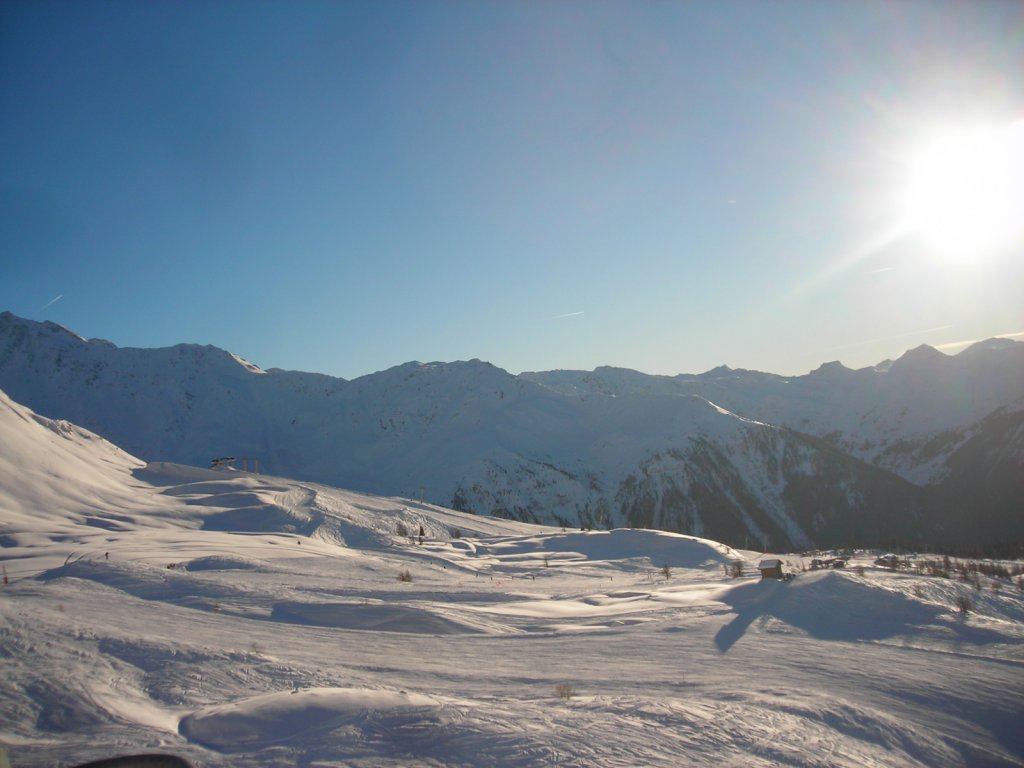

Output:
xmin=0 ymin=312 xmax=88 ymax=344
xmin=959 ymin=337 xmax=1022 ymax=357
xmin=700 ymin=365 xmax=735 ymax=378
xmin=903 ymin=343 xmax=941 ymax=356
xmin=892 ymin=343 xmax=945 ymax=370
xmin=809 ymin=360 xmax=851 ymax=377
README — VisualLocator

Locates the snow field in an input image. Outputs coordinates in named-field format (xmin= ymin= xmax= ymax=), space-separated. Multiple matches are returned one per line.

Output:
xmin=2 ymin=392 xmax=1024 ymax=767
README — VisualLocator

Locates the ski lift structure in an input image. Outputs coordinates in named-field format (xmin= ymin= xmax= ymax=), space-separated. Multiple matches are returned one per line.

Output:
xmin=210 ymin=456 xmax=260 ymax=473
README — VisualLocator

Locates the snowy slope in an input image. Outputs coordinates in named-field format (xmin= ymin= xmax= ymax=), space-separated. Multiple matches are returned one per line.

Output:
xmin=524 ymin=340 xmax=1024 ymax=484
xmin=1 ymin=393 xmax=1023 ymax=767
xmin=1 ymin=311 xmax=1021 ymax=551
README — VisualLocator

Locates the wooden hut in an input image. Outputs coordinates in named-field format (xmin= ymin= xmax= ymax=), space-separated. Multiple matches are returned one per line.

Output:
xmin=758 ymin=558 xmax=784 ymax=579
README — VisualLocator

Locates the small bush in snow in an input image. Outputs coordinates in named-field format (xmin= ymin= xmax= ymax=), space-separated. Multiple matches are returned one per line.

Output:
xmin=398 ymin=569 xmax=412 ymax=583
xmin=662 ymin=565 xmax=671 ymax=580
xmin=555 ymin=682 xmax=576 ymax=700
xmin=450 ymin=527 xmax=462 ymax=539
xmin=730 ymin=562 xmax=744 ymax=578
xmin=396 ymin=521 xmax=409 ymax=538
xmin=920 ymin=559 xmax=950 ymax=579
xmin=955 ymin=595 xmax=972 ymax=615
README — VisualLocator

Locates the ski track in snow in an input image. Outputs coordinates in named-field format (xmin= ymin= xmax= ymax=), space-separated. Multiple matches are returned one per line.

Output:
xmin=1 ymin=390 xmax=1023 ymax=768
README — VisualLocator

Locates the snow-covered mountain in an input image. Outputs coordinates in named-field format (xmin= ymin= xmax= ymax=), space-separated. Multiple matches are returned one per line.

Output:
xmin=522 ymin=340 xmax=1024 ymax=485
xmin=2 ymin=382 xmax=1023 ymax=767
xmin=1 ymin=311 xmax=1021 ymax=552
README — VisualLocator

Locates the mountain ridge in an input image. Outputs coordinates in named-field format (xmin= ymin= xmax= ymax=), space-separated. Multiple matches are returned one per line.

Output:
xmin=2 ymin=311 xmax=1021 ymax=553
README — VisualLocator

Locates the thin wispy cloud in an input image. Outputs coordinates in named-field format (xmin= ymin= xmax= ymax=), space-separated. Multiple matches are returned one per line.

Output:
xmin=831 ymin=325 xmax=953 ymax=352
xmin=41 ymin=294 xmax=63 ymax=310
xmin=866 ymin=266 xmax=895 ymax=274
xmin=550 ymin=311 xmax=584 ymax=320
xmin=936 ymin=330 xmax=1024 ymax=353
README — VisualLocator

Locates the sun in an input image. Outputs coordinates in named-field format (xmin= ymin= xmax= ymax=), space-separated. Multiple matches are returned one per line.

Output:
xmin=901 ymin=119 xmax=1024 ymax=259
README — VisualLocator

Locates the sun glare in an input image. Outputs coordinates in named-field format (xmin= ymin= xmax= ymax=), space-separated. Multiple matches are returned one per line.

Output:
xmin=902 ymin=120 xmax=1024 ymax=259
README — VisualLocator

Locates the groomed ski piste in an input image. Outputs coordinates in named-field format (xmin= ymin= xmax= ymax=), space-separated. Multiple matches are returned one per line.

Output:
xmin=1 ymin=389 xmax=1022 ymax=767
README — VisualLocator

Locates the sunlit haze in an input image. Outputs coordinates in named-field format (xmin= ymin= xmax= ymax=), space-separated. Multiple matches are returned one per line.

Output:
xmin=901 ymin=120 xmax=1024 ymax=259
xmin=2 ymin=1 xmax=1022 ymax=379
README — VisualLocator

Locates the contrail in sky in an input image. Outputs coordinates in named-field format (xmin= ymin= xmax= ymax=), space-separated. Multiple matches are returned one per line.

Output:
xmin=830 ymin=324 xmax=953 ymax=352
xmin=41 ymin=294 xmax=63 ymax=310
xmin=550 ymin=311 xmax=584 ymax=320
xmin=937 ymin=330 xmax=1024 ymax=352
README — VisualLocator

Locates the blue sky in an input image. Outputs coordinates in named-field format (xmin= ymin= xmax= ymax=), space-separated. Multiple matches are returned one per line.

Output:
xmin=2 ymin=1 xmax=1022 ymax=379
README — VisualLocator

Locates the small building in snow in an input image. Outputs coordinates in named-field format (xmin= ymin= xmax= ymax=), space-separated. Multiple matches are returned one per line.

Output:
xmin=758 ymin=558 xmax=784 ymax=579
